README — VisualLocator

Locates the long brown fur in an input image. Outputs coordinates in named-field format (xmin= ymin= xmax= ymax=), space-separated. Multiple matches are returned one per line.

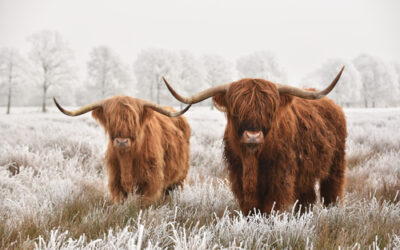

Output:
xmin=91 ymin=96 xmax=191 ymax=205
xmin=213 ymin=79 xmax=347 ymax=214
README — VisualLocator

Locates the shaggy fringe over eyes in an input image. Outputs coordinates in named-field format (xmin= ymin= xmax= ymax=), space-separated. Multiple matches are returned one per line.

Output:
xmin=102 ymin=98 xmax=143 ymax=138
xmin=227 ymin=79 xmax=280 ymax=130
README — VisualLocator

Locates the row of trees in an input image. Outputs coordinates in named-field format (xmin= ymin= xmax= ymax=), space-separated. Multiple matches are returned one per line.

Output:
xmin=302 ymin=56 xmax=400 ymax=107
xmin=1 ymin=30 xmax=400 ymax=113
xmin=0 ymin=31 xmax=78 ymax=113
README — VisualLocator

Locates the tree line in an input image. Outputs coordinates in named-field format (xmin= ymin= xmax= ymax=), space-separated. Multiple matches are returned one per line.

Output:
xmin=1 ymin=30 xmax=399 ymax=114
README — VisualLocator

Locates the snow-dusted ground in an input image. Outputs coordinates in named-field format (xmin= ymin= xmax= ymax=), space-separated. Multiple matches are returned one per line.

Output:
xmin=1 ymin=106 xmax=400 ymax=249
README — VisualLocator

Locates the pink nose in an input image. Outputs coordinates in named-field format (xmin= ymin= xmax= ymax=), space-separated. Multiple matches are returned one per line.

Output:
xmin=241 ymin=130 xmax=264 ymax=144
xmin=245 ymin=131 xmax=263 ymax=140
xmin=116 ymin=138 xmax=128 ymax=144
xmin=115 ymin=138 xmax=129 ymax=148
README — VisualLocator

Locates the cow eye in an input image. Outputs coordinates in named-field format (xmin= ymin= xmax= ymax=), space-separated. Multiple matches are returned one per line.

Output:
xmin=237 ymin=124 xmax=246 ymax=135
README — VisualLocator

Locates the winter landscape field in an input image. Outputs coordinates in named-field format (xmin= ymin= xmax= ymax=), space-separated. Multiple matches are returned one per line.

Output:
xmin=1 ymin=0 xmax=400 ymax=249
xmin=1 ymin=106 xmax=399 ymax=249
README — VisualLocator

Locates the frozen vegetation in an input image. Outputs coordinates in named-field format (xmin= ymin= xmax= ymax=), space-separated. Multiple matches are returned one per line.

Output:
xmin=0 ymin=106 xmax=400 ymax=249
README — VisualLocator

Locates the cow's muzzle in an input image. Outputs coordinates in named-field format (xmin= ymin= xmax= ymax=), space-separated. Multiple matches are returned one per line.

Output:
xmin=240 ymin=130 xmax=264 ymax=152
xmin=113 ymin=137 xmax=132 ymax=151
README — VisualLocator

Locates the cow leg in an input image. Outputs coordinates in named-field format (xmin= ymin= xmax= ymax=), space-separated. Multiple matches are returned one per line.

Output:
xmin=262 ymin=198 xmax=277 ymax=214
xmin=227 ymin=165 xmax=245 ymax=211
xmin=241 ymin=154 xmax=260 ymax=215
xmin=224 ymin=141 xmax=246 ymax=212
xmin=262 ymin=188 xmax=296 ymax=214
xmin=105 ymin=153 xmax=126 ymax=204
xmin=164 ymin=180 xmax=184 ymax=195
xmin=262 ymin=176 xmax=296 ymax=214
xmin=295 ymin=185 xmax=316 ymax=213
xmin=141 ymin=188 xmax=162 ymax=206
xmin=108 ymin=171 xmax=127 ymax=204
xmin=320 ymin=150 xmax=346 ymax=206
xmin=140 ymin=168 xmax=164 ymax=206
xmin=109 ymin=180 xmax=127 ymax=204
xmin=262 ymin=194 xmax=296 ymax=214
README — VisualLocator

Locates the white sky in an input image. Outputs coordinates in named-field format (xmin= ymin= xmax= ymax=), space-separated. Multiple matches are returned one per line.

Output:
xmin=0 ymin=0 xmax=399 ymax=82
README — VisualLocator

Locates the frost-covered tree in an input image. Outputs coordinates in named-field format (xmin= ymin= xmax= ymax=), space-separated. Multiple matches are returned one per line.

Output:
xmin=133 ymin=49 xmax=177 ymax=104
xmin=87 ymin=46 xmax=133 ymax=100
xmin=301 ymin=59 xmax=363 ymax=107
xmin=236 ymin=51 xmax=287 ymax=82
xmin=392 ymin=62 xmax=400 ymax=103
xmin=28 ymin=30 xmax=76 ymax=112
xmin=0 ymin=48 xmax=26 ymax=114
xmin=134 ymin=49 xmax=214 ymax=106
xmin=353 ymin=54 xmax=399 ymax=107
xmin=174 ymin=51 xmax=208 ymax=105
xmin=201 ymin=54 xmax=236 ymax=109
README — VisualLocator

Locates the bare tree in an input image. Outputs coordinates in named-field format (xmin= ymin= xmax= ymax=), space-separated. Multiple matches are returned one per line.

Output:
xmin=302 ymin=59 xmax=363 ymax=107
xmin=392 ymin=62 xmax=400 ymax=104
xmin=0 ymin=48 xmax=26 ymax=114
xmin=87 ymin=46 xmax=133 ymax=100
xmin=201 ymin=54 xmax=236 ymax=109
xmin=353 ymin=54 xmax=399 ymax=107
xmin=28 ymin=30 xmax=76 ymax=112
xmin=236 ymin=51 xmax=287 ymax=82
xmin=174 ymin=51 xmax=208 ymax=106
xmin=133 ymin=49 xmax=177 ymax=104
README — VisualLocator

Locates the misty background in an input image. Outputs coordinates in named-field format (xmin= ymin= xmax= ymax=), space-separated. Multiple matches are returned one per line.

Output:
xmin=1 ymin=0 xmax=400 ymax=113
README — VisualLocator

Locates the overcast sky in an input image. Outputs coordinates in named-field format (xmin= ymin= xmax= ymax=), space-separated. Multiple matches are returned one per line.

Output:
xmin=0 ymin=0 xmax=399 ymax=82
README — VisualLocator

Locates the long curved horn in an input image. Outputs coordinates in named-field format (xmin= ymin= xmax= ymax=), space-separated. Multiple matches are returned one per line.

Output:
xmin=142 ymin=101 xmax=191 ymax=117
xmin=53 ymin=97 xmax=104 ymax=116
xmin=162 ymin=77 xmax=230 ymax=104
xmin=276 ymin=66 xmax=345 ymax=99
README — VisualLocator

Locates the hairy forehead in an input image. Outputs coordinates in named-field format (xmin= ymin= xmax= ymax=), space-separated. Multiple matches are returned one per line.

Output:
xmin=103 ymin=97 xmax=141 ymax=112
xmin=227 ymin=80 xmax=279 ymax=107
xmin=227 ymin=79 xmax=278 ymax=99
xmin=101 ymin=99 xmax=143 ymax=130
xmin=223 ymin=79 xmax=280 ymax=123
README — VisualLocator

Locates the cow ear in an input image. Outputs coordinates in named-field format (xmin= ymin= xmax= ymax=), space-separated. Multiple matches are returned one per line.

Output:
xmin=279 ymin=94 xmax=294 ymax=107
xmin=212 ymin=93 xmax=228 ymax=112
xmin=92 ymin=107 xmax=106 ymax=127
xmin=141 ymin=107 xmax=154 ymax=124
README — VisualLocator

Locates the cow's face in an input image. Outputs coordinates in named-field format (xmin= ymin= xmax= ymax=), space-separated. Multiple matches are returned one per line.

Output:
xmin=213 ymin=79 xmax=280 ymax=152
xmin=92 ymin=98 xmax=153 ymax=153
xmin=54 ymin=95 xmax=189 ymax=154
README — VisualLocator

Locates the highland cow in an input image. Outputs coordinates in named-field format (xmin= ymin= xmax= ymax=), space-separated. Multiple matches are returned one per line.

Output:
xmin=163 ymin=67 xmax=346 ymax=214
xmin=54 ymin=96 xmax=191 ymax=205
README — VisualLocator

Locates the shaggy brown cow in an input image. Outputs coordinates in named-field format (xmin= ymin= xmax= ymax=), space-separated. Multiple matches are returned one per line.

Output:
xmin=163 ymin=67 xmax=346 ymax=214
xmin=53 ymin=96 xmax=191 ymax=205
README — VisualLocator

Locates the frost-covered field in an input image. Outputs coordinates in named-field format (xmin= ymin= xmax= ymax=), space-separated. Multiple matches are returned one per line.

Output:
xmin=1 ymin=106 xmax=400 ymax=249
